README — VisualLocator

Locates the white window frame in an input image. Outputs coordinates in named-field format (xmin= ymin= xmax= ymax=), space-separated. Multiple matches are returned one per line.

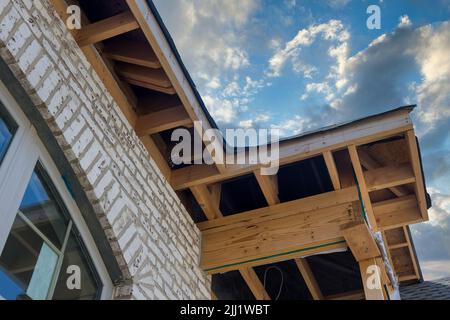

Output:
xmin=0 ymin=80 xmax=113 ymax=300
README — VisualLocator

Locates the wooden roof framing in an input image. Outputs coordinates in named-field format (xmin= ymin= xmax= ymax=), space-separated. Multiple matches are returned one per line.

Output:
xmin=50 ymin=0 xmax=430 ymax=300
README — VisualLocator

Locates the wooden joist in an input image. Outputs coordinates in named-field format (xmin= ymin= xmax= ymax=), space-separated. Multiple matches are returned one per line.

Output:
xmin=365 ymin=164 xmax=415 ymax=192
xmin=403 ymin=226 xmax=420 ymax=279
xmin=373 ymin=195 xmax=422 ymax=230
xmin=359 ymin=149 xmax=411 ymax=197
xmin=116 ymin=63 xmax=176 ymax=94
xmin=239 ymin=268 xmax=271 ymax=300
xmin=198 ymin=186 xmax=359 ymax=232
xmin=341 ymin=221 xmax=380 ymax=262
xmin=191 ymin=185 xmax=222 ymax=220
xmin=323 ymin=151 xmax=341 ymax=190
xmin=254 ymin=171 xmax=279 ymax=206
xmin=348 ymin=145 xmax=378 ymax=230
xmin=295 ymin=258 xmax=324 ymax=300
xmin=171 ymin=121 xmax=414 ymax=191
xmin=199 ymin=187 xmax=360 ymax=273
xmin=75 ymin=11 xmax=140 ymax=47
xmin=135 ymin=106 xmax=192 ymax=136
xmin=103 ymin=40 xmax=161 ymax=69
xmin=406 ymin=130 xmax=429 ymax=220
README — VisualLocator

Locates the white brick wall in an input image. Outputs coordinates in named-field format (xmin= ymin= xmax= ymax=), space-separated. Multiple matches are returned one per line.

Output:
xmin=0 ymin=0 xmax=211 ymax=300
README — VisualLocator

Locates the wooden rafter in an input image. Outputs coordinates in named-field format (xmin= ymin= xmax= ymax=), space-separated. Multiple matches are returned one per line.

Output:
xmin=405 ymin=130 xmax=429 ymax=220
xmin=254 ymin=170 xmax=279 ymax=206
xmin=373 ymin=195 xmax=422 ymax=230
xmin=239 ymin=268 xmax=271 ymax=300
xmin=125 ymin=0 xmax=225 ymax=175
xmin=358 ymin=149 xmax=410 ymax=197
xmin=116 ymin=63 xmax=176 ymax=94
xmin=295 ymin=258 xmax=324 ymax=300
xmin=323 ymin=151 xmax=341 ymax=190
xmin=348 ymin=145 xmax=378 ymax=230
xmin=135 ymin=106 xmax=192 ymax=136
xmin=75 ymin=11 xmax=140 ymax=47
xmin=364 ymin=164 xmax=415 ymax=193
xmin=103 ymin=39 xmax=162 ymax=69
xmin=190 ymin=185 xmax=222 ymax=221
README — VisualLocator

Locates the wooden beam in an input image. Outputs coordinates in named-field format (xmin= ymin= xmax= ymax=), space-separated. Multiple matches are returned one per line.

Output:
xmin=191 ymin=185 xmax=222 ymax=220
xmin=199 ymin=188 xmax=360 ymax=273
xmin=209 ymin=184 xmax=222 ymax=208
xmin=134 ymin=106 xmax=192 ymax=136
xmin=359 ymin=149 xmax=410 ymax=197
xmin=239 ymin=268 xmax=271 ymax=300
xmin=103 ymin=39 xmax=161 ymax=69
xmin=198 ymin=186 xmax=359 ymax=232
xmin=403 ymin=226 xmax=420 ymax=279
xmin=323 ymin=151 xmax=341 ymax=190
xmin=50 ymin=0 xmax=138 ymax=126
xmin=140 ymin=135 xmax=171 ymax=180
xmin=124 ymin=78 xmax=176 ymax=94
xmin=365 ymin=164 xmax=415 ymax=193
xmin=348 ymin=145 xmax=378 ymax=230
xmin=206 ymin=239 xmax=348 ymax=275
xmin=254 ymin=171 xmax=279 ymax=206
xmin=295 ymin=258 xmax=324 ymax=300
xmin=75 ymin=12 xmax=140 ymax=47
xmin=171 ymin=123 xmax=414 ymax=191
xmin=116 ymin=62 xmax=176 ymax=94
xmin=359 ymin=258 xmax=386 ymax=300
xmin=341 ymin=221 xmax=381 ymax=262
xmin=405 ymin=130 xmax=429 ymax=220
xmin=373 ymin=195 xmax=423 ymax=230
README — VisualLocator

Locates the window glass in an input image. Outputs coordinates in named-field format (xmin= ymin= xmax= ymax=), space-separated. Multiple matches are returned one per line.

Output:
xmin=0 ymin=165 xmax=102 ymax=300
xmin=52 ymin=231 xmax=101 ymax=300
xmin=0 ymin=215 xmax=59 ymax=300
xmin=20 ymin=170 xmax=69 ymax=249
xmin=0 ymin=102 xmax=17 ymax=163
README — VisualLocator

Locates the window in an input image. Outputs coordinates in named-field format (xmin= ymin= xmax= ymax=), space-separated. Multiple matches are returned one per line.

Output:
xmin=0 ymin=80 xmax=111 ymax=300
xmin=0 ymin=102 xmax=17 ymax=164
xmin=0 ymin=165 xmax=101 ymax=300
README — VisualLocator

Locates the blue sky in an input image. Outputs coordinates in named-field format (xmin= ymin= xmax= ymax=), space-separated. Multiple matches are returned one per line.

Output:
xmin=153 ymin=0 xmax=450 ymax=280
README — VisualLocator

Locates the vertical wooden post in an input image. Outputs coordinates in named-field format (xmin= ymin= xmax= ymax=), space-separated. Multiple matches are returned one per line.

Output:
xmin=359 ymin=258 xmax=386 ymax=300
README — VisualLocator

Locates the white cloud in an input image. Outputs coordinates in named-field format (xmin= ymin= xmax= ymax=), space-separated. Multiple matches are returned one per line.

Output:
xmin=153 ymin=0 xmax=259 ymax=125
xmin=414 ymin=22 xmax=450 ymax=131
xmin=238 ymin=119 xmax=254 ymax=128
xmin=305 ymin=82 xmax=334 ymax=101
xmin=284 ymin=0 xmax=296 ymax=9
xmin=267 ymin=20 xmax=349 ymax=77
xmin=421 ymin=260 xmax=450 ymax=280
xmin=202 ymin=95 xmax=237 ymax=123
xmin=327 ymin=0 xmax=351 ymax=8
xmin=271 ymin=115 xmax=313 ymax=137
xmin=398 ymin=15 xmax=412 ymax=27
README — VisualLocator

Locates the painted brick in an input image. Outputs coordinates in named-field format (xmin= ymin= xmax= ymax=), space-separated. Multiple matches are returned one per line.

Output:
xmin=0 ymin=0 xmax=210 ymax=300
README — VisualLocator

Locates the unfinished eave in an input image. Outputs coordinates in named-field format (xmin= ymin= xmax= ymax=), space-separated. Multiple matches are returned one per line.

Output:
xmin=49 ymin=0 xmax=430 ymax=300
